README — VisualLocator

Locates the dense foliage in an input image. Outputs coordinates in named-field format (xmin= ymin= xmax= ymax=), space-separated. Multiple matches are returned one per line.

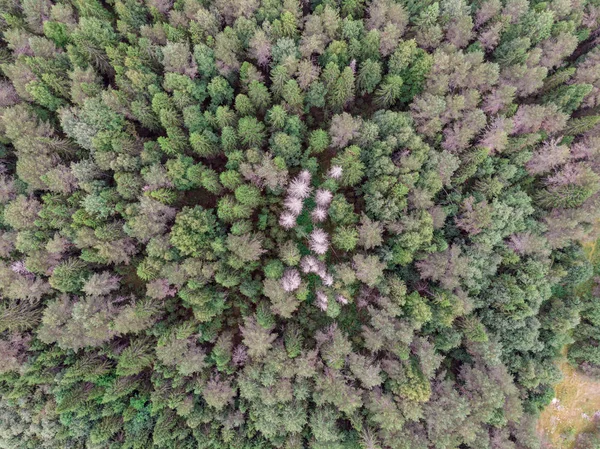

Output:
xmin=567 ymin=245 xmax=600 ymax=378
xmin=1 ymin=0 xmax=600 ymax=447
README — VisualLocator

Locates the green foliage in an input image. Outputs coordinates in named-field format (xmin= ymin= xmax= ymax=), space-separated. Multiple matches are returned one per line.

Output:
xmin=330 ymin=146 xmax=365 ymax=187
xmin=0 ymin=2 xmax=599 ymax=449
xmin=170 ymin=206 xmax=224 ymax=258
xmin=234 ymin=184 xmax=262 ymax=208
xmin=332 ymin=226 xmax=359 ymax=251
xmin=357 ymin=59 xmax=382 ymax=96
xmin=375 ymin=75 xmax=404 ymax=107
xmin=238 ymin=116 xmax=266 ymax=147
xmin=308 ymin=129 xmax=331 ymax=155
xmin=49 ymin=258 xmax=89 ymax=293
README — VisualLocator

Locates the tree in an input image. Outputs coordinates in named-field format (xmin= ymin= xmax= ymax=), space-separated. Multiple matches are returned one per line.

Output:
xmin=4 ymin=196 xmax=42 ymax=230
xmin=227 ymin=233 xmax=266 ymax=264
xmin=332 ymin=226 xmax=358 ymax=251
xmin=366 ymin=0 xmax=408 ymax=55
xmin=455 ymin=197 xmax=493 ymax=236
xmin=170 ymin=206 xmax=224 ymax=258
xmin=387 ymin=39 xmax=433 ymax=102
xmin=162 ymin=42 xmax=197 ymax=78
xmin=237 ymin=116 xmax=266 ymax=147
xmin=417 ymin=245 xmax=470 ymax=291
xmin=49 ymin=258 xmax=89 ymax=293
xmin=269 ymin=132 xmax=302 ymax=165
xmin=330 ymin=145 xmax=365 ymax=186
xmin=203 ymin=375 xmax=237 ymax=410
xmin=357 ymin=59 xmax=382 ymax=95
xmin=117 ymin=336 xmax=155 ymax=375
xmin=358 ymin=214 xmax=383 ymax=249
xmin=329 ymin=112 xmax=361 ymax=149
xmin=156 ymin=334 xmax=208 ymax=375
xmin=375 ymin=74 xmax=403 ymax=107
xmin=526 ymin=139 xmax=570 ymax=175
xmin=240 ymin=316 xmax=277 ymax=359
xmin=353 ymin=254 xmax=386 ymax=287
xmin=82 ymin=271 xmax=120 ymax=296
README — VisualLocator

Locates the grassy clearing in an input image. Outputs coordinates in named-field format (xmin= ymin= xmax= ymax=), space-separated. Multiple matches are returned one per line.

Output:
xmin=537 ymin=236 xmax=600 ymax=448
xmin=538 ymin=355 xmax=600 ymax=448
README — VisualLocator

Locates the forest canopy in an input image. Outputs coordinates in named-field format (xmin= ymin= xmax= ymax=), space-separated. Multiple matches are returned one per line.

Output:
xmin=1 ymin=0 xmax=600 ymax=448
